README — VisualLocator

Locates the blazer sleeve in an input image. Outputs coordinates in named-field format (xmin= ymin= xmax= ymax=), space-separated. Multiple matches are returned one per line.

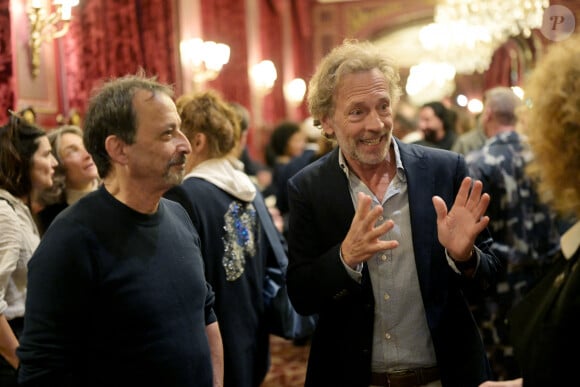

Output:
xmin=286 ymin=153 xmax=365 ymax=316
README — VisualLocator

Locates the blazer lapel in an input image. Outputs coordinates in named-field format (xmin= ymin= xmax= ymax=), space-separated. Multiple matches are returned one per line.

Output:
xmin=397 ymin=141 xmax=437 ymax=291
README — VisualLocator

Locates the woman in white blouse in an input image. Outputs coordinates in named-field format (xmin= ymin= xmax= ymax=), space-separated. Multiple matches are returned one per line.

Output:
xmin=0 ymin=113 xmax=57 ymax=386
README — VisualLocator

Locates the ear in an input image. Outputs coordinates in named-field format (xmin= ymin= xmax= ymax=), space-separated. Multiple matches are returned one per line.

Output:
xmin=191 ymin=132 xmax=207 ymax=154
xmin=320 ymin=116 xmax=335 ymax=138
xmin=105 ymin=135 xmax=129 ymax=166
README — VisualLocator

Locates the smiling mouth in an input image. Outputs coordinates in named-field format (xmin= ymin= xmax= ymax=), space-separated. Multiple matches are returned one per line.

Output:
xmin=360 ymin=136 xmax=384 ymax=145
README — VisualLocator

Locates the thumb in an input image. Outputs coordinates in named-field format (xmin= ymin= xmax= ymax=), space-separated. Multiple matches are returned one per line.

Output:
xmin=432 ymin=195 xmax=448 ymax=222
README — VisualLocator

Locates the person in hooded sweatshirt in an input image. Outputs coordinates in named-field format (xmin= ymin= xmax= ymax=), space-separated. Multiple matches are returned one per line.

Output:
xmin=164 ymin=90 xmax=289 ymax=387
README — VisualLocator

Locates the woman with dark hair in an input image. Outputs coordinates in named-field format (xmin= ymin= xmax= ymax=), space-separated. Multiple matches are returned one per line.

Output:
xmin=0 ymin=112 xmax=57 ymax=386
xmin=263 ymin=120 xmax=306 ymax=204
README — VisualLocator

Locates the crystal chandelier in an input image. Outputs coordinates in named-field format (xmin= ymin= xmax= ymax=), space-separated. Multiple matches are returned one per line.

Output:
xmin=419 ymin=21 xmax=496 ymax=74
xmin=420 ymin=0 xmax=549 ymax=74
xmin=436 ymin=0 xmax=548 ymax=42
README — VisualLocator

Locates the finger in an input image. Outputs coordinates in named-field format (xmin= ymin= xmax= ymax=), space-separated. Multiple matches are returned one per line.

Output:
xmin=362 ymin=205 xmax=385 ymax=232
xmin=466 ymin=179 xmax=484 ymax=211
xmin=368 ymin=220 xmax=400 ymax=254
xmin=432 ymin=195 xmax=448 ymax=222
xmin=347 ymin=194 xmax=372 ymax=230
xmin=472 ymin=215 xmax=490 ymax=236
xmin=453 ymin=176 xmax=472 ymax=208
xmin=474 ymin=192 xmax=490 ymax=220
xmin=367 ymin=218 xmax=395 ymax=240
xmin=354 ymin=192 xmax=373 ymax=222
xmin=376 ymin=239 xmax=399 ymax=252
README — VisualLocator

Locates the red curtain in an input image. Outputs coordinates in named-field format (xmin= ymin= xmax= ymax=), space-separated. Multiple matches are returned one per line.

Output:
xmin=198 ymin=0 xmax=311 ymax=126
xmin=292 ymin=0 xmax=312 ymax=120
xmin=0 ymin=0 xmax=13 ymax=125
xmin=61 ymin=0 xmax=177 ymax=116
xmin=199 ymin=0 xmax=250 ymax=107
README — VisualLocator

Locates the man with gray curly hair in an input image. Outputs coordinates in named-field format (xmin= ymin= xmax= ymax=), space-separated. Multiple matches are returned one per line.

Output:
xmin=286 ymin=39 xmax=499 ymax=387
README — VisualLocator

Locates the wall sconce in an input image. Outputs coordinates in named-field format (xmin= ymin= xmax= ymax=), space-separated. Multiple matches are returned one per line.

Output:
xmin=250 ymin=60 xmax=277 ymax=95
xmin=27 ymin=0 xmax=79 ymax=78
xmin=180 ymin=38 xmax=231 ymax=85
xmin=284 ymin=78 xmax=307 ymax=106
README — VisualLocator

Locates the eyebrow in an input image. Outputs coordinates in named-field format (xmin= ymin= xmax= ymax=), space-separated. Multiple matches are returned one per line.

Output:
xmin=62 ymin=143 xmax=80 ymax=152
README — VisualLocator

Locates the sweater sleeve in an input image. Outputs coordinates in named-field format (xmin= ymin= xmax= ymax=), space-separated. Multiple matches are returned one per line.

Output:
xmin=17 ymin=217 xmax=95 ymax=385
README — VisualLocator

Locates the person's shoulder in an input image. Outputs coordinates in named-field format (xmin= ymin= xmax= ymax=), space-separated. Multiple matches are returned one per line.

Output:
xmin=400 ymin=139 xmax=460 ymax=159
xmin=458 ymin=127 xmax=484 ymax=141
xmin=290 ymin=147 xmax=337 ymax=181
xmin=39 ymin=202 xmax=68 ymax=218
xmin=0 ymin=192 xmax=18 ymax=219
xmin=37 ymin=202 xmax=69 ymax=233
xmin=280 ymin=149 xmax=316 ymax=179
xmin=161 ymin=197 xmax=195 ymax=223
xmin=167 ymin=177 xmax=215 ymax=198
xmin=161 ymin=196 xmax=187 ymax=213
xmin=465 ymin=145 xmax=486 ymax=163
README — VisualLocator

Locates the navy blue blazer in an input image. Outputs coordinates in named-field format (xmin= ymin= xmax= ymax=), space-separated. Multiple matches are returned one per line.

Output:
xmin=286 ymin=139 xmax=498 ymax=387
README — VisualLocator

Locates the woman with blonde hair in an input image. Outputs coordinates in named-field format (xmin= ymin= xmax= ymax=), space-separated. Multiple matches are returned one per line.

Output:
xmin=37 ymin=125 xmax=99 ymax=234
xmin=165 ymin=90 xmax=303 ymax=387
xmin=480 ymin=33 xmax=580 ymax=387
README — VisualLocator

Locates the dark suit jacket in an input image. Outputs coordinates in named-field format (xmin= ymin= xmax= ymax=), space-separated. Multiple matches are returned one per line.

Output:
xmin=286 ymin=140 xmax=498 ymax=387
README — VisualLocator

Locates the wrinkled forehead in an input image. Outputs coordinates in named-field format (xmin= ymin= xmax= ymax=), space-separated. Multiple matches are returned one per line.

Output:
xmin=133 ymin=90 xmax=176 ymax=119
xmin=335 ymin=69 xmax=391 ymax=102
xmin=133 ymin=90 xmax=178 ymax=135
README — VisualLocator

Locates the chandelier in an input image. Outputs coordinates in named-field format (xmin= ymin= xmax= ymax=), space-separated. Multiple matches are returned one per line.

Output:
xmin=284 ymin=78 xmax=307 ymax=106
xmin=180 ymin=38 xmax=231 ymax=86
xmin=420 ymin=21 xmax=496 ymax=74
xmin=420 ymin=0 xmax=549 ymax=74
xmin=250 ymin=60 xmax=277 ymax=95
xmin=436 ymin=0 xmax=548 ymax=42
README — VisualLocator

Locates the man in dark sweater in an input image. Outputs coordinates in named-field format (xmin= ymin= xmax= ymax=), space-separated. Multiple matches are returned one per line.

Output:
xmin=17 ymin=74 xmax=224 ymax=387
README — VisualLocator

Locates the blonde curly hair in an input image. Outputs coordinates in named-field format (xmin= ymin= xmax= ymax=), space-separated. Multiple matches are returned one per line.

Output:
xmin=307 ymin=39 xmax=402 ymax=127
xmin=176 ymin=90 xmax=240 ymax=159
xmin=522 ymin=33 xmax=580 ymax=220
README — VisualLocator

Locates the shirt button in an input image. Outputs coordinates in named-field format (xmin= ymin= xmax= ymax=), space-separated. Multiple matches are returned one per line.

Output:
xmin=384 ymin=293 xmax=390 ymax=301
xmin=378 ymin=215 xmax=384 ymax=221
xmin=385 ymin=333 xmax=391 ymax=340
xmin=381 ymin=254 xmax=387 ymax=261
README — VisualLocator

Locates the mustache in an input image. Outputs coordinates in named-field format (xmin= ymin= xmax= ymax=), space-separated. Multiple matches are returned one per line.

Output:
xmin=168 ymin=154 xmax=187 ymax=166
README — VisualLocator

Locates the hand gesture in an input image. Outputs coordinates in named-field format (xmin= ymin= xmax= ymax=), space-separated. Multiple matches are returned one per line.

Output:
xmin=432 ymin=177 xmax=490 ymax=261
xmin=340 ymin=192 xmax=399 ymax=268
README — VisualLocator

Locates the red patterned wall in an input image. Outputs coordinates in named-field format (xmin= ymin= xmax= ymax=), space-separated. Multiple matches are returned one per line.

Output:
xmin=0 ymin=0 xmax=13 ymax=125
xmin=61 ymin=0 xmax=177 ymax=118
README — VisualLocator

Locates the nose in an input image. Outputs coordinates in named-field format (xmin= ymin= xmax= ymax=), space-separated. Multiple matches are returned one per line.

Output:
xmin=176 ymin=129 xmax=192 ymax=154
xmin=81 ymin=146 xmax=92 ymax=160
xmin=365 ymin=110 xmax=384 ymax=130
xmin=51 ymin=153 xmax=58 ymax=167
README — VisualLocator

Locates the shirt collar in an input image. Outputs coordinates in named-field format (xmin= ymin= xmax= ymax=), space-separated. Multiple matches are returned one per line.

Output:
xmin=561 ymin=220 xmax=580 ymax=259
